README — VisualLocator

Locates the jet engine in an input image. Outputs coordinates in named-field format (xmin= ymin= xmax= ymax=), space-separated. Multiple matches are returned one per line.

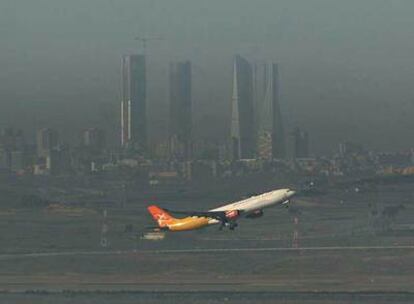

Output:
xmin=246 ymin=209 xmax=264 ymax=219
xmin=225 ymin=210 xmax=240 ymax=220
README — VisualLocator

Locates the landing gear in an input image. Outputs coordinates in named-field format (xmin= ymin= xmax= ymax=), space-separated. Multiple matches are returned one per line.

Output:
xmin=218 ymin=222 xmax=225 ymax=231
xmin=229 ymin=222 xmax=238 ymax=230
xmin=218 ymin=221 xmax=238 ymax=231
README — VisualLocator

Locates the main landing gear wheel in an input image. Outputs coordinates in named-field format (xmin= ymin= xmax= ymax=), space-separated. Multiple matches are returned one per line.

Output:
xmin=218 ymin=221 xmax=238 ymax=231
xmin=229 ymin=222 xmax=238 ymax=230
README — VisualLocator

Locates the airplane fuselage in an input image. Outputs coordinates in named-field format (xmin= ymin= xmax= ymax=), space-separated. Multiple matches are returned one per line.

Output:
xmin=147 ymin=188 xmax=296 ymax=232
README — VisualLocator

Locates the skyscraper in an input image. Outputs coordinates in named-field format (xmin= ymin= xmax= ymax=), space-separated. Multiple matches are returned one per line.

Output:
xmin=121 ymin=54 xmax=147 ymax=151
xmin=255 ymin=63 xmax=286 ymax=160
xmin=231 ymin=55 xmax=256 ymax=160
xmin=269 ymin=64 xmax=286 ymax=159
xmin=169 ymin=61 xmax=192 ymax=160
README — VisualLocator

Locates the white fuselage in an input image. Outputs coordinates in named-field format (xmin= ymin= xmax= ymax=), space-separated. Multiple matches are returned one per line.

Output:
xmin=207 ymin=188 xmax=296 ymax=224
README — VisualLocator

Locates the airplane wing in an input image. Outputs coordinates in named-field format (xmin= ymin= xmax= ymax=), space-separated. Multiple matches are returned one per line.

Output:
xmin=164 ymin=209 xmax=242 ymax=222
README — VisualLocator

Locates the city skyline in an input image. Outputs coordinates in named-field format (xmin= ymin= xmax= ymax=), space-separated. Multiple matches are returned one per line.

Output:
xmin=2 ymin=1 xmax=414 ymax=153
xmin=2 ymin=49 xmax=413 ymax=158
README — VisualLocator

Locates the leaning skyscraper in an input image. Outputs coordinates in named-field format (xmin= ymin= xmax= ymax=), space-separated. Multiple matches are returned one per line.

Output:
xmin=231 ymin=55 xmax=256 ymax=160
xmin=121 ymin=54 xmax=147 ymax=151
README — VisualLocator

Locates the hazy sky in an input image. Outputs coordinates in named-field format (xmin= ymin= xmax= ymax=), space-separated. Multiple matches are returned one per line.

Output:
xmin=1 ymin=0 xmax=414 ymax=153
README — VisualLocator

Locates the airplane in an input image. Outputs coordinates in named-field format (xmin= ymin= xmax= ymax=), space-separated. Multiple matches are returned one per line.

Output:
xmin=147 ymin=188 xmax=296 ymax=232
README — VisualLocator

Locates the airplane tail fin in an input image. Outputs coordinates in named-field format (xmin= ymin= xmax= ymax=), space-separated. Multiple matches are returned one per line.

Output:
xmin=147 ymin=205 xmax=175 ymax=228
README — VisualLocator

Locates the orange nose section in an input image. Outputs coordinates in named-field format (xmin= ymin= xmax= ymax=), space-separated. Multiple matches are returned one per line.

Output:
xmin=147 ymin=205 xmax=175 ymax=227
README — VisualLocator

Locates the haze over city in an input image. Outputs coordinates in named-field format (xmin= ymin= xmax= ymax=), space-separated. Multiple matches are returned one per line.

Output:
xmin=2 ymin=1 xmax=414 ymax=303
xmin=2 ymin=0 xmax=414 ymax=153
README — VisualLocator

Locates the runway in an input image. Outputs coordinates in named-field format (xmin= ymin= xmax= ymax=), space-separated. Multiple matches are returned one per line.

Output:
xmin=153 ymin=245 xmax=414 ymax=254
xmin=1 ymin=245 xmax=414 ymax=260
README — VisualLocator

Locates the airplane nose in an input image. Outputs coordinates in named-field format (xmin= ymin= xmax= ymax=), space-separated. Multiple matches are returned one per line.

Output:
xmin=286 ymin=189 xmax=296 ymax=198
